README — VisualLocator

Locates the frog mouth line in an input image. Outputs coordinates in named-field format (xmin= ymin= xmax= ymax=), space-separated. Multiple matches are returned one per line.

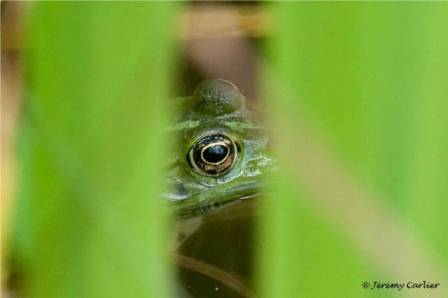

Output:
xmin=163 ymin=180 xmax=262 ymax=219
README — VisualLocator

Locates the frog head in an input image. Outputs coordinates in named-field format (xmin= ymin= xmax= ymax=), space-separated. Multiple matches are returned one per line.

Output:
xmin=165 ymin=79 xmax=272 ymax=218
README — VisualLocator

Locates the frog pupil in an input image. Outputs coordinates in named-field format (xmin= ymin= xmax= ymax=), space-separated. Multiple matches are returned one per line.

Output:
xmin=202 ymin=145 xmax=228 ymax=164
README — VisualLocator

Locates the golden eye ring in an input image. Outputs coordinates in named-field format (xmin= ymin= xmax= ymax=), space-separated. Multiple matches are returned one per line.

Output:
xmin=188 ymin=133 xmax=239 ymax=177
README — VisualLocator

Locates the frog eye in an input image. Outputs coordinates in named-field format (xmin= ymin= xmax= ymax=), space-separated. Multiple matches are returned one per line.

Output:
xmin=188 ymin=133 xmax=239 ymax=176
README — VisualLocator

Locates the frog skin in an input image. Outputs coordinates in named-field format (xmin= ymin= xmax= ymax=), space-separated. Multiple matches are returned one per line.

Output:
xmin=164 ymin=79 xmax=272 ymax=219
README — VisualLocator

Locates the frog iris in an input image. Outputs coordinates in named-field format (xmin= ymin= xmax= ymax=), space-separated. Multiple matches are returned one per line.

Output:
xmin=188 ymin=133 xmax=240 ymax=176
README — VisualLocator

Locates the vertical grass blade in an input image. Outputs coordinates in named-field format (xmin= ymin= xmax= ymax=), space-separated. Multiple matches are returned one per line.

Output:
xmin=11 ymin=3 xmax=177 ymax=297
xmin=260 ymin=2 xmax=448 ymax=298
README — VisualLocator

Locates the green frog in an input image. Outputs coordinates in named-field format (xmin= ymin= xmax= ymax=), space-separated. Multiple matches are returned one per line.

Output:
xmin=166 ymin=79 xmax=272 ymax=297
xmin=165 ymin=79 xmax=272 ymax=218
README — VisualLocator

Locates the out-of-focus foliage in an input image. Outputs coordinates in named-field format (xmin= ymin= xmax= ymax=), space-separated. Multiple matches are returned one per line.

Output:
xmin=8 ymin=2 xmax=448 ymax=298
xmin=11 ymin=3 xmax=177 ymax=298
xmin=260 ymin=2 xmax=448 ymax=298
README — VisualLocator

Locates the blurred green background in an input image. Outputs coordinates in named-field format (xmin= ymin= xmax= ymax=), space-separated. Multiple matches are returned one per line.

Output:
xmin=2 ymin=2 xmax=447 ymax=298
xmin=7 ymin=3 xmax=177 ymax=298
xmin=260 ymin=2 xmax=448 ymax=298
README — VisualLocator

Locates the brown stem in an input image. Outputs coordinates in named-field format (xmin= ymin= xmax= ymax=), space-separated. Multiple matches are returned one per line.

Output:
xmin=172 ymin=253 xmax=255 ymax=298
